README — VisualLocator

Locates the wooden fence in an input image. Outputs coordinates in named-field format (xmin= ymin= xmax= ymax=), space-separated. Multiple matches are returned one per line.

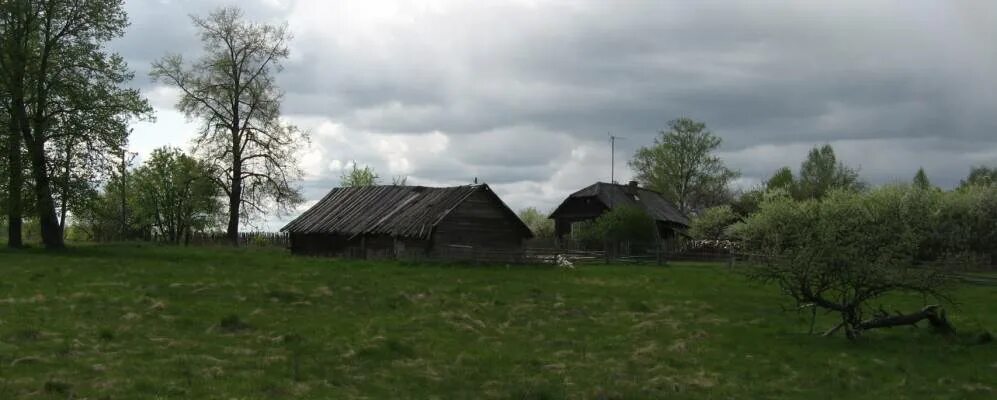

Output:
xmin=153 ymin=232 xmax=290 ymax=248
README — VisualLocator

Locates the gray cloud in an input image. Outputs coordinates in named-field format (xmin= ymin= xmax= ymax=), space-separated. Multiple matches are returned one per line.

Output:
xmin=114 ymin=0 xmax=997 ymax=220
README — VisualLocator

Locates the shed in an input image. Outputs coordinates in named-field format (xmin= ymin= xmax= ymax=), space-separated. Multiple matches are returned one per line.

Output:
xmin=280 ymin=184 xmax=533 ymax=261
xmin=548 ymin=181 xmax=690 ymax=241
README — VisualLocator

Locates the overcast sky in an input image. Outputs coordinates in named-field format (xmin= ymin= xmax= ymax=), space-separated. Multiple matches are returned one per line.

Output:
xmin=115 ymin=0 xmax=997 ymax=229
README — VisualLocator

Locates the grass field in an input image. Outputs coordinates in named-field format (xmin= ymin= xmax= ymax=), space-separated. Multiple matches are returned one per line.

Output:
xmin=0 ymin=244 xmax=994 ymax=399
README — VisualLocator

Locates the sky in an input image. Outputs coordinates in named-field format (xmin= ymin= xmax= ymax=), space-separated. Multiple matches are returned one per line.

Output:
xmin=114 ymin=0 xmax=997 ymax=230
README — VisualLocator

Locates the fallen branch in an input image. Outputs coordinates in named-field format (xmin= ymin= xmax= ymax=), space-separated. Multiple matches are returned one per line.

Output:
xmin=857 ymin=305 xmax=955 ymax=335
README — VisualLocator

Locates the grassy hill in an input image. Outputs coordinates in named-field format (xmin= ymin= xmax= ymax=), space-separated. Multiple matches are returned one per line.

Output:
xmin=0 ymin=244 xmax=994 ymax=399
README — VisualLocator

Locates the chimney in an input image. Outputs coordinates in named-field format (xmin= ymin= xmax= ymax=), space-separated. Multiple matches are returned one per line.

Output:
xmin=624 ymin=180 xmax=639 ymax=195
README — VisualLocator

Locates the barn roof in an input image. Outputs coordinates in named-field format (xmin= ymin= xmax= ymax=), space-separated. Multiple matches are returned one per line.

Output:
xmin=280 ymin=184 xmax=531 ymax=239
xmin=550 ymin=182 xmax=690 ymax=226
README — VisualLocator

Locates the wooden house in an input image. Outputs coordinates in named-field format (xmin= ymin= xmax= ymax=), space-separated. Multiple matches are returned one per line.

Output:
xmin=548 ymin=181 xmax=690 ymax=241
xmin=280 ymin=184 xmax=533 ymax=261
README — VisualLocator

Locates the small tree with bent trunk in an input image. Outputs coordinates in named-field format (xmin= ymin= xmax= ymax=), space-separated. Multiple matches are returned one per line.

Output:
xmin=737 ymin=187 xmax=958 ymax=339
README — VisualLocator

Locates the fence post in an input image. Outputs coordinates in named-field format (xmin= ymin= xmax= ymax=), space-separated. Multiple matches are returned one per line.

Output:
xmin=727 ymin=248 xmax=735 ymax=269
xmin=603 ymin=238 xmax=610 ymax=264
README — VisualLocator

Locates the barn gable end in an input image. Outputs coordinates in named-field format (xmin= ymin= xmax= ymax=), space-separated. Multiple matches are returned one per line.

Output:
xmin=432 ymin=188 xmax=532 ymax=259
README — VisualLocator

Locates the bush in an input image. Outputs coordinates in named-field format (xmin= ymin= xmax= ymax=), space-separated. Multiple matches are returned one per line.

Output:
xmin=569 ymin=206 xmax=657 ymax=253
xmin=595 ymin=205 xmax=657 ymax=243
xmin=688 ymin=205 xmax=740 ymax=240
xmin=573 ymin=206 xmax=657 ymax=245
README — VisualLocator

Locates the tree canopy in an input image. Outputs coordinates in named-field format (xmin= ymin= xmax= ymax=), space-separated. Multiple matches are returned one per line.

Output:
xmin=517 ymin=207 xmax=554 ymax=239
xmin=132 ymin=147 xmax=221 ymax=244
xmin=340 ymin=163 xmax=379 ymax=187
xmin=960 ymin=166 xmax=997 ymax=188
xmin=0 ymin=0 xmax=151 ymax=248
xmin=763 ymin=144 xmax=864 ymax=201
xmin=913 ymin=167 xmax=933 ymax=190
xmin=688 ymin=205 xmax=740 ymax=241
xmin=796 ymin=145 xmax=864 ymax=199
xmin=629 ymin=118 xmax=739 ymax=214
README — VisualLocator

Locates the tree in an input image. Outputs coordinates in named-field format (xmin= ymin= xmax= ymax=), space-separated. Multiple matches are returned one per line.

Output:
xmin=630 ymin=118 xmax=739 ymax=214
xmin=0 ymin=14 xmax=22 ymax=247
xmin=688 ymin=205 xmax=740 ymax=241
xmin=737 ymin=187 xmax=960 ymax=340
xmin=340 ymin=162 xmax=379 ymax=187
xmin=151 ymin=7 xmax=305 ymax=246
xmin=730 ymin=187 xmax=764 ymax=217
xmin=132 ymin=147 xmax=221 ymax=245
xmin=959 ymin=166 xmax=997 ymax=188
xmin=765 ymin=166 xmax=795 ymax=193
xmin=796 ymin=144 xmax=864 ymax=199
xmin=73 ymin=172 xmax=144 ymax=242
xmin=0 ymin=0 xmax=150 ymax=249
xmin=1 ymin=92 xmax=12 ymax=245
xmin=517 ymin=207 xmax=554 ymax=239
xmin=763 ymin=145 xmax=864 ymax=201
xmin=913 ymin=167 xmax=933 ymax=190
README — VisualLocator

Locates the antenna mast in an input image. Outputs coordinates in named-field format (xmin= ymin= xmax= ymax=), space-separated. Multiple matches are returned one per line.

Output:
xmin=609 ymin=133 xmax=626 ymax=184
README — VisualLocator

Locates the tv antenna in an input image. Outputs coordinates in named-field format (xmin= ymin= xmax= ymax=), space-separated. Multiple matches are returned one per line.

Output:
xmin=609 ymin=133 xmax=626 ymax=184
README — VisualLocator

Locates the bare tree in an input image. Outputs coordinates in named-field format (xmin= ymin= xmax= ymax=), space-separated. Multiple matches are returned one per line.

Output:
xmin=152 ymin=7 xmax=305 ymax=245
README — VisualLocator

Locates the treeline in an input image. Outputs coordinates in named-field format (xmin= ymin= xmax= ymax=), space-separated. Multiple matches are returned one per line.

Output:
xmin=1 ymin=3 xmax=305 ymax=249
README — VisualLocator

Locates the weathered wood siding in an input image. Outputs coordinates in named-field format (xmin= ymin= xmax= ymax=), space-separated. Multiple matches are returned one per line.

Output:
xmin=431 ymin=190 xmax=527 ymax=260
xmin=291 ymin=233 xmax=432 ymax=259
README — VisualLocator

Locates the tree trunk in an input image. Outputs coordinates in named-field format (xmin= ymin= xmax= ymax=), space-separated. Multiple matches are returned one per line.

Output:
xmin=6 ymin=123 xmax=23 ymax=248
xmin=24 ymin=137 xmax=64 ymax=249
xmin=226 ymin=173 xmax=242 ymax=246
xmin=59 ymin=138 xmax=73 ymax=235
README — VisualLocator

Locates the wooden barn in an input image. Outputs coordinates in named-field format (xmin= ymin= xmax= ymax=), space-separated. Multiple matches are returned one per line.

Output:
xmin=549 ymin=181 xmax=690 ymax=241
xmin=280 ymin=184 xmax=533 ymax=261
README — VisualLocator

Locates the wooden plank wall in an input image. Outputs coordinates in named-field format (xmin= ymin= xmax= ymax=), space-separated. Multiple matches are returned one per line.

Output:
xmin=433 ymin=191 xmax=526 ymax=252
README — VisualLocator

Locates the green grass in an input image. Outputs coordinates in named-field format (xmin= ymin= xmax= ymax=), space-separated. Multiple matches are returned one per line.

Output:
xmin=0 ymin=244 xmax=994 ymax=399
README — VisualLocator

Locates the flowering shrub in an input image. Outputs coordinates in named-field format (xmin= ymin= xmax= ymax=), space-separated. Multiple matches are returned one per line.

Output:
xmin=685 ymin=239 xmax=742 ymax=252
xmin=737 ymin=186 xmax=964 ymax=339
xmin=688 ymin=205 xmax=740 ymax=240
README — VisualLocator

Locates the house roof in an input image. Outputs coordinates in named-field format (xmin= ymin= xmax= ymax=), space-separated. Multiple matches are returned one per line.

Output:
xmin=280 ymin=184 xmax=532 ymax=239
xmin=549 ymin=182 xmax=690 ymax=226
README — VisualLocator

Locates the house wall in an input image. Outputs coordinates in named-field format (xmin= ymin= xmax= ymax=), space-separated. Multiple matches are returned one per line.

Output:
xmin=431 ymin=190 xmax=528 ymax=262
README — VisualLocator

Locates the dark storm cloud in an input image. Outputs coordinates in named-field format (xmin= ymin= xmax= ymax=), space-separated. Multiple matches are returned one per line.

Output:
xmin=115 ymin=0 xmax=997 ymax=215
